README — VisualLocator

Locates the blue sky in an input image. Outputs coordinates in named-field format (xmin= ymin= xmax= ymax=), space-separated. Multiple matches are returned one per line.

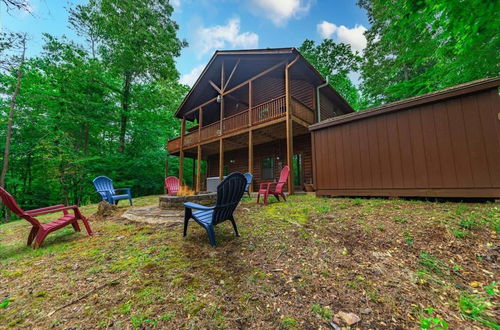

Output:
xmin=1 ymin=0 xmax=369 ymax=86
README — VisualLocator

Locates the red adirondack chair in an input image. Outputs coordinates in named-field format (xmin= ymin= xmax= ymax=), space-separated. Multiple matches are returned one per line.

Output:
xmin=257 ymin=165 xmax=290 ymax=205
xmin=165 ymin=176 xmax=180 ymax=195
xmin=0 ymin=187 xmax=93 ymax=249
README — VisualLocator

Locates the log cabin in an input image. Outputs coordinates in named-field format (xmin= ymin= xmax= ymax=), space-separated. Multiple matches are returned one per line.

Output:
xmin=167 ymin=48 xmax=353 ymax=194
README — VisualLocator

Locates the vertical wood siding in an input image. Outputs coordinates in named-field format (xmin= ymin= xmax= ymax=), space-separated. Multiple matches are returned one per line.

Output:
xmin=311 ymin=87 xmax=500 ymax=198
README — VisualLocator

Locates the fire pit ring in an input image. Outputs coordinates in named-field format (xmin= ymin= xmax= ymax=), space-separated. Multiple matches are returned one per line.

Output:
xmin=159 ymin=192 xmax=217 ymax=210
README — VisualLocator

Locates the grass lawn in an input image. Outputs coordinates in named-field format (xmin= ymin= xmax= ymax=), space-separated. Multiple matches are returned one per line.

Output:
xmin=0 ymin=195 xmax=498 ymax=329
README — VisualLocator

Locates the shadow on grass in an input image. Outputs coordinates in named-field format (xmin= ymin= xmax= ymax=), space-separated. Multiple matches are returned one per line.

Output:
xmin=0 ymin=228 xmax=85 ymax=261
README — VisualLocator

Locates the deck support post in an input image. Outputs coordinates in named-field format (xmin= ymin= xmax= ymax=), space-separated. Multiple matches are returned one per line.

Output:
xmin=248 ymin=81 xmax=252 ymax=126
xmin=179 ymin=117 xmax=186 ymax=185
xmin=219 ymin=139 xmax=224 ymax=182
xmin=248 ymin=130 xmax=253 ymax=193
xmin=285 ymin=57 xmax=299 ymax=195
xmin=196 ymin=145 xmax=202 ymax=192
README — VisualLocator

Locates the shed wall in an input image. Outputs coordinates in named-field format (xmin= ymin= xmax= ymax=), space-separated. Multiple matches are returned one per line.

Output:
xmin=311 ymin=87 xmax=500 ymax=198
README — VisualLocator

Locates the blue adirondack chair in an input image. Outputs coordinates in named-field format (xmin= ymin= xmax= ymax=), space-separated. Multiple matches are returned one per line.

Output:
xmin=244 ymin=172 xmax=253 ymax=196
xmin=183 ymin=172 xmax=247 ymax=247
xmin=93 ymin=176 xmax=133 ymax=206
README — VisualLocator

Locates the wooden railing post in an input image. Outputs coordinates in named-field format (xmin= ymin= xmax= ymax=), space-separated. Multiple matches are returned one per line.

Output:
xmin=248 ymin=130 xmax=253 ymax=193
xmin=285 ymin=61 xmax=296 ymax=195
xmin=219 ymin=138 xmax=224 ymax=182
xmin=198 ymin=107 xmax=203 ymax=143
xmin=196 ymin=145 xmax=202 ymax=192
xmin=248 ymin=81 xmax=252 ymax=126
xmin=179 ymin=117 xmax=186 ymax=185
xmin=219 ymin=60 xmax=225 ymax=137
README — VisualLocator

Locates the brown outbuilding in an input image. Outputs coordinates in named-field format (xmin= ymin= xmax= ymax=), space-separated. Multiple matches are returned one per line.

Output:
xmin=309 ymin=77 xmax=500 ymax=198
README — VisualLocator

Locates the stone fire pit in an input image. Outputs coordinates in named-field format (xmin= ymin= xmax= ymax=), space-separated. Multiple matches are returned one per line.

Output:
xmin=159 ymin=192 xmax=217 ymax=210
xmin=121 ymin=192 xmax=217 ymax=226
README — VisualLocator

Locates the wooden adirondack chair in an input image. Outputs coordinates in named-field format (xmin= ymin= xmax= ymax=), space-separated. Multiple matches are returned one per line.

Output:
xmin=257 ymin=165 xmax=290 ymax=205
xmin=183 ymin=172 xmax=247 ymax=247
xmin=165 ymin=176 xmax=180 ymax=195
xmin=243 ymin=172 xmax=253 ymax=197
xmin=93 ymin=176 xmax=133 ymax=206
xmin=0 ymin=187 xmax=92 ymax=249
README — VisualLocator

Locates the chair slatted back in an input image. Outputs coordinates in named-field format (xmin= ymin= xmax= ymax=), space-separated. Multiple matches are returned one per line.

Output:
xmin=165 ymin=176 xmax=180 ymax=195
xmin=93 ymin=176 xmax=114 ymax=200
xmin=213 ymin=173 xmax=246 ymax=225
xmin=275 ymin=166 xmax=290 ymax=193
xmin=243 ymin=173 xmax=253 ymax=191
xmin=0 ymin=187 xmax=40 ymax=226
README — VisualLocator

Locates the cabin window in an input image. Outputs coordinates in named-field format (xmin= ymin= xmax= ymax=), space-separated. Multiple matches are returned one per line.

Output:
xmin=261 ymin=157 xmax=274 ymax=180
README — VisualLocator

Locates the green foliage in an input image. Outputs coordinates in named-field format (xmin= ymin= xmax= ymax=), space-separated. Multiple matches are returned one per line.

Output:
xmin=420 ymin=307 xmax=448 ymax=329
xmin=358 ymin=0 xmax=500 ymax=106
xmin=403 ymin=230 xmax=414 ymax=245
xmin=0 ymin=0 xmax=190 ymax=218
xmin=298 ymin=39 xmax=365 ymax=110
xmin=419 ymin=252 xmax=445 ymax=274
xmin=281 ymin=317 xmax=298 ymax=329
xmin=311 ymin=304 xmax=332 ymax=320
xmin=0 ymin=298 xmax=9 ymax=308
xmin=394 ymin=216 xmax=408 ymax=223
xmin=452 ymin=230 xmax=467 ymax=239
xmin=420 ymin=316 xmax=448 ymax=329
xmin=458 ymin=294 xmax=499 ymax=329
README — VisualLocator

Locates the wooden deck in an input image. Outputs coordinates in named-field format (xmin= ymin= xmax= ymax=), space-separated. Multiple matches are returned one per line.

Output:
xmin=167 ymin=96 xmax=313 ymax=154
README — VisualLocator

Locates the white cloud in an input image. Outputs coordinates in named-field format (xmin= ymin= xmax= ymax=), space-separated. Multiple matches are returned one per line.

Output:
xmin=170 ymin=0 xmax=180 ymax=8
xmin=180 ymin=64 xmax=205 ymax=87
xmin=317 ymin=21 xmax=337 ymax=39
xmin=249 ymin=0 xmax=311 ymax=26
xmin=317 ymin=21 xmax=368 ymax=52
xmin=194 ymin=18 xmax=259 ymax=57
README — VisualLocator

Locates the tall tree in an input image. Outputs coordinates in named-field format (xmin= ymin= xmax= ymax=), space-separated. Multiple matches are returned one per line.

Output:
xmin=0 ymin=33 xmax=27 ymax=188
xmin=298 ymin=39 xmax=364 ymax=110
xmin=69 ymin=0 xmax=187 ymax=152
xmin=358 ymin=0 xmax=500 ymax=106
xmin=1 ymin=0 xmax=30 ymax=12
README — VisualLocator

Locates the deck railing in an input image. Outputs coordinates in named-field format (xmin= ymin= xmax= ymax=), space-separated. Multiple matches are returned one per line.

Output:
xmin=223 ymin=110 xmax=249 ymax=133
xmin=200 ymin=121 xmax=219 ymax=140
xmin=168 ymin=95 xmax=290 ymax=153
xmin=251 ymin=96 xmax=286 ymax=125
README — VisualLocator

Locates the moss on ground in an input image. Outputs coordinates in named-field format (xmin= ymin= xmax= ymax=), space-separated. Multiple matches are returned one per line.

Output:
xmin=0 ymin=194 xmax=498 ymax=328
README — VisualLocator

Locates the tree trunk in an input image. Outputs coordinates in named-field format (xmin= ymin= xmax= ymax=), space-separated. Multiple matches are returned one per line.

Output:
xmin=119 ymin=72 xmax=132 ymax=153
xmin=0 ymin=34 xmax=27 ymax=188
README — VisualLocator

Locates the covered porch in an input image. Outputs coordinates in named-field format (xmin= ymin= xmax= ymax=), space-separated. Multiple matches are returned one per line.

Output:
xmin=172 ymin=120 xmax=312 ymax=194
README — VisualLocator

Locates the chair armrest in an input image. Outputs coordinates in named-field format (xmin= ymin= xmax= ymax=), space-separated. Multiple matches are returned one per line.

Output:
xmin=27 ymin=205 xmax=80 ymax=216
xmin=184 ymin=202 xmax=215 ymax=211
xmin=259 ymin=182 xmax=276 ymax=189
xmin=113 ymin=187 xmax=131 ymax=192
xmin=26 ymin=205 xmax=65 ymax=214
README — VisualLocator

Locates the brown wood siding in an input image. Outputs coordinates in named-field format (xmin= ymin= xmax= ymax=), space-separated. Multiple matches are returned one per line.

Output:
xmin=252 ymin=75 xmax=285 ymax=106
xmin=206 ymin=134 xmax=312 ymax=192
xmin=291 ymin=78 xmax=314 ymax=109
xmin=311 ymin=85 xmax=500 ymax=198
xmin=319 ymin=90 xmax=343 ymax=121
